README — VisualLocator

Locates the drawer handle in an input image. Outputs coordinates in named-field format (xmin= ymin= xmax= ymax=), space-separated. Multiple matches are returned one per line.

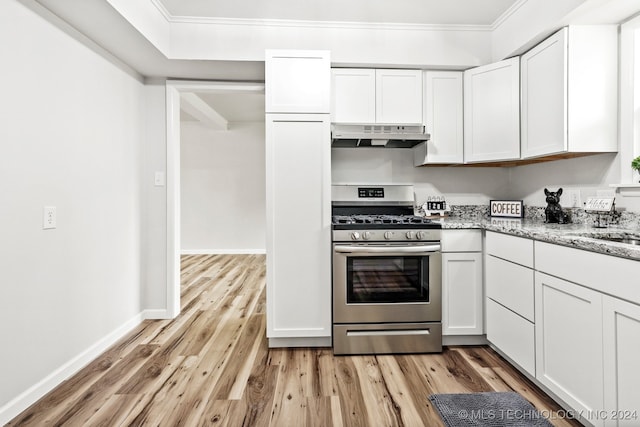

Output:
xmin=346 ymin=329 xmax=431 ymax=337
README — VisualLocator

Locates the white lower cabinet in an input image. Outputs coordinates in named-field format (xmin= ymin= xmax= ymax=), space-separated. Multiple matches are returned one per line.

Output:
xmin=484 ymin=234 xmax=640 ymax=426
xmin=442 ymin=252 xmax=483 ymax=335
xmin=603 ymin=296 xmax=640 ymax=427
xmin=265 ymin=114 xmax=331 ymax=346
xmin=535 ymin=272 xmax=604 ymax=425
xmin=441 ymin=230 xmax=483 ymax=336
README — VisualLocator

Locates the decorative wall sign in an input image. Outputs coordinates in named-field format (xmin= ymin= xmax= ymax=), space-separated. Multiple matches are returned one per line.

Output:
xmin=490 ymin=200 xmax=524 ymax=218
xmin=584 ymin=197 xmax=615 ymax=212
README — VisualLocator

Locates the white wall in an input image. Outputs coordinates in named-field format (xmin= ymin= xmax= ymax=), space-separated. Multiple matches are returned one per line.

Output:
xmin=508 ymin=153 xmax=640 ymax=212
xmin=332 ymin=149 xmax=640 ymax=212
xmin=331 ymin=148 xmax=511 ymax=206
xmin=491 ymin=0 xmax=584 ymax=60
xmin=169 ymin=22 xmax=493 ymax=69
xmin=142 ymin=82 xmax=169 ymax=311
xmin=0 ymin=1 xmax=150 ymax=422
xmin=181 ymin=122 xmax=266 ymax=253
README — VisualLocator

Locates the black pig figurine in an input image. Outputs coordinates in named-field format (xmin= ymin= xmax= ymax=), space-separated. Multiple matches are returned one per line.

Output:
xmin=544 ymin=188 xmax=570 ymax=224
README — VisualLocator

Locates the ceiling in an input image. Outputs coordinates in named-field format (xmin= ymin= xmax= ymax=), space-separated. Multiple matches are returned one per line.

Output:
xmin=159 ymin=0 xmax=520 ymax=26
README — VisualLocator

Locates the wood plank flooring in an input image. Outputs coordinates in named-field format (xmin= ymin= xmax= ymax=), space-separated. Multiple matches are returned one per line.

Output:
xmin=7 ymin=254 xmax=581 ymax=427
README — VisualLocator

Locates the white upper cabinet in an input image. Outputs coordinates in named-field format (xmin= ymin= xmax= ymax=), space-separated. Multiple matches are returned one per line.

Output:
xmin=331 ymin=68 xmax=422 ymax=124
xmin=521 ymin=26 xmax=618 ymax=159
xmin=375 ymin=69 xmax=422 ymax=124
xmin=464 ymin=57 xmax=520 ymax=163
xmin=331 ymin=68 xmax=376 ymax=123
xmin=265 ymin=50 xmax=331 ymax=114
xmin=414 ymin=71 xmax=464 ymax=165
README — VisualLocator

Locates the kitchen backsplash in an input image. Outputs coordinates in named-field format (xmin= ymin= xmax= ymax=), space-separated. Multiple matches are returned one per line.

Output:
xmin=436 ymin=204 xmax=640 ymax=229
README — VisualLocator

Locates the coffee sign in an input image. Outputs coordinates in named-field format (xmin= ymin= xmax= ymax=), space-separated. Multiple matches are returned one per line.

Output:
xmin=490 ymin=200 xmax=524 ymax=218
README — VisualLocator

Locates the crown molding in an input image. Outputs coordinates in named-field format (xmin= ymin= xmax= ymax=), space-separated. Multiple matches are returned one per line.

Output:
xmin=491 ymin=0 xmax=529 ymax=30
xmin=150 ymin=0 xmax=494 ymax=32
xmin=150 ymin=0 xmax=171 ymax=22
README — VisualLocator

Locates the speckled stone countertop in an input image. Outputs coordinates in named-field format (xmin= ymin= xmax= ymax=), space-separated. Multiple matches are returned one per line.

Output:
xmin=436 ymin=216 xmax=640 ymax=261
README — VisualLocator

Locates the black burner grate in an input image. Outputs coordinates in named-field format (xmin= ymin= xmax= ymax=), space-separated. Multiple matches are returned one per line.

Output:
xmin=332 ymin=214 xmax=434 ymax=225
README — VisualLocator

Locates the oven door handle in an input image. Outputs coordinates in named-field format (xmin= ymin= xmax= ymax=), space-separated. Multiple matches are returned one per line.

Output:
xmin=334 ymin=244 xmax=441 ymax=254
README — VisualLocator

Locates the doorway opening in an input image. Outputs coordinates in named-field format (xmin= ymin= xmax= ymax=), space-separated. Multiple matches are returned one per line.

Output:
xmin=165 ymin=81 xmax=266 ymax=317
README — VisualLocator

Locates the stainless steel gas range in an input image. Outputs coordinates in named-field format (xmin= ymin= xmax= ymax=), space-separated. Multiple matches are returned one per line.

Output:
xmin=331 ymin=185 xmax=443 ymax=355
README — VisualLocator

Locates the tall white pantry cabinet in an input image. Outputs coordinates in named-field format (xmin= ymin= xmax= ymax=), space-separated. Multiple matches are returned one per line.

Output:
xmin=265 ymin=50 xmax=332 ymax=347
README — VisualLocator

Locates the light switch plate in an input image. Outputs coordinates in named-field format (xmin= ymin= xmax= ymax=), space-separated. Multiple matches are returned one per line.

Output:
xmin=43 ymin=206 xmax=56 ymax=229
xmin=154 ymin=171 xmax=165 ymax=187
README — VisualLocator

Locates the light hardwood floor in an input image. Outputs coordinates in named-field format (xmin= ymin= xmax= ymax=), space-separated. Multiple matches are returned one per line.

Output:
xmin=8 ymin=254 xmax=581 ymax=426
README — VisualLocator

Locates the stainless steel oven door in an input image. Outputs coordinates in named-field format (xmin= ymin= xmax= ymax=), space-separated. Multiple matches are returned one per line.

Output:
xmin=332 ymin=242 xmax=442 ymax=324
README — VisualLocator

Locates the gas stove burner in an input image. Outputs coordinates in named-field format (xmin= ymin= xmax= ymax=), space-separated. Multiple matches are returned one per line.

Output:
xmin=331 ymin=214 xmax=442 ymax=230
xmin=331 ymin=214 xmax=439 ymax=228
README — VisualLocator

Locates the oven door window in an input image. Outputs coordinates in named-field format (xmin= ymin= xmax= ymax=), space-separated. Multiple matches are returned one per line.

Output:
xmin=346 ymin=256 xmax=429 ymax=303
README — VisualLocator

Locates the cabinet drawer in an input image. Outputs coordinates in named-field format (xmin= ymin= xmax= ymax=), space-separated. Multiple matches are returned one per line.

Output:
xmin=485 ymin=231 xmax=534 ymax=268
xmin=486 ymin=255 xmax=534 ymax=322
xmin=441 ymin=229 xmax=482 ymax=252
xmin=535 ymin=241 xmax=640 ymax=305
xmin=486 ymin=298 xmax=535 ymax=376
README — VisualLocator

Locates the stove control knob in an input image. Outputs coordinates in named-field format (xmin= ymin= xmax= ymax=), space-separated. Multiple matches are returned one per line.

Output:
xmin=406 ymin=231 xmax=416 ymax=240
xmin=416 ymin=231 xmax=428 ymax=240
xmin=351 ymin=232 xmax=361 ymax=240
xmin=384 ymin=231 xmax=394 ymax=240
xmin=362 ymin=231 xmax=372 ymax=240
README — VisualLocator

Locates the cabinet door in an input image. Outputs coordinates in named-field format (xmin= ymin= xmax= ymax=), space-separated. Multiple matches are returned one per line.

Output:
xmin=265 ymin=50 xmax=330 ymax=114
xmin=414 ymin=71 xmax=463 ymax=165
xmin=464 ymin=57 xmax=520 ymax=163
xmin=265 ymin=114 xmax=331 ymax=342
xmin=603 ymin=296 xmax=640 ymax=427
xmin=442 ymin=252 xmax=483 ymax=335
xmin=535 ymin=272 xmax=604 ymax=422
xmin=331 ymin=68 xmax=376 ymax=123
xmin=521 ymin=28 xmax=567 ymax=158
xmin=375 ymin=69 xmax=422 ymax=124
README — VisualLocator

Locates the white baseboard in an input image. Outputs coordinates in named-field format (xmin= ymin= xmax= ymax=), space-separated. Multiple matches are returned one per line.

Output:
xmin=142 ymin=309 xmax=174 ymax=320
xmin=0 ymin=312 xmax=146 ymax=425
xmin=443 ymin=335 xmax=488 ymax=346
xmin=181 ymin=249 xmax=266 ymax=255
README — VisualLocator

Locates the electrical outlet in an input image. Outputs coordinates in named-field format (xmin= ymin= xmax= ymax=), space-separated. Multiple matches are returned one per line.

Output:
xmin=43 ymin=206 xmax=56 ymax=229
xmin=563 ymin=189 xmax=581 ymax=208
xmin=154 ymin=171 xmax=165 ymax=187
xmin=571 ymin=190 xmax=581 ymax=208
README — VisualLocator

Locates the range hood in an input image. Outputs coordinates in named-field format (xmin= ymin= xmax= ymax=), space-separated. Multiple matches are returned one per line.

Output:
xmin=331 ymin=124 xmax=430 ymax=148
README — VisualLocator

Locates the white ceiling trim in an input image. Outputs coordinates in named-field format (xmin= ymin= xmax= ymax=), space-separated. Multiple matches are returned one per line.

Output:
xmin=150 ymin=0 xmax=493 ymax=32
xmin=168 ymin=81 xmax=265 ymax=94
xmin=170 ymin=17 xmax=492 ymax=32
xmin=491 ymin=0 xmax=529 ymax=30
